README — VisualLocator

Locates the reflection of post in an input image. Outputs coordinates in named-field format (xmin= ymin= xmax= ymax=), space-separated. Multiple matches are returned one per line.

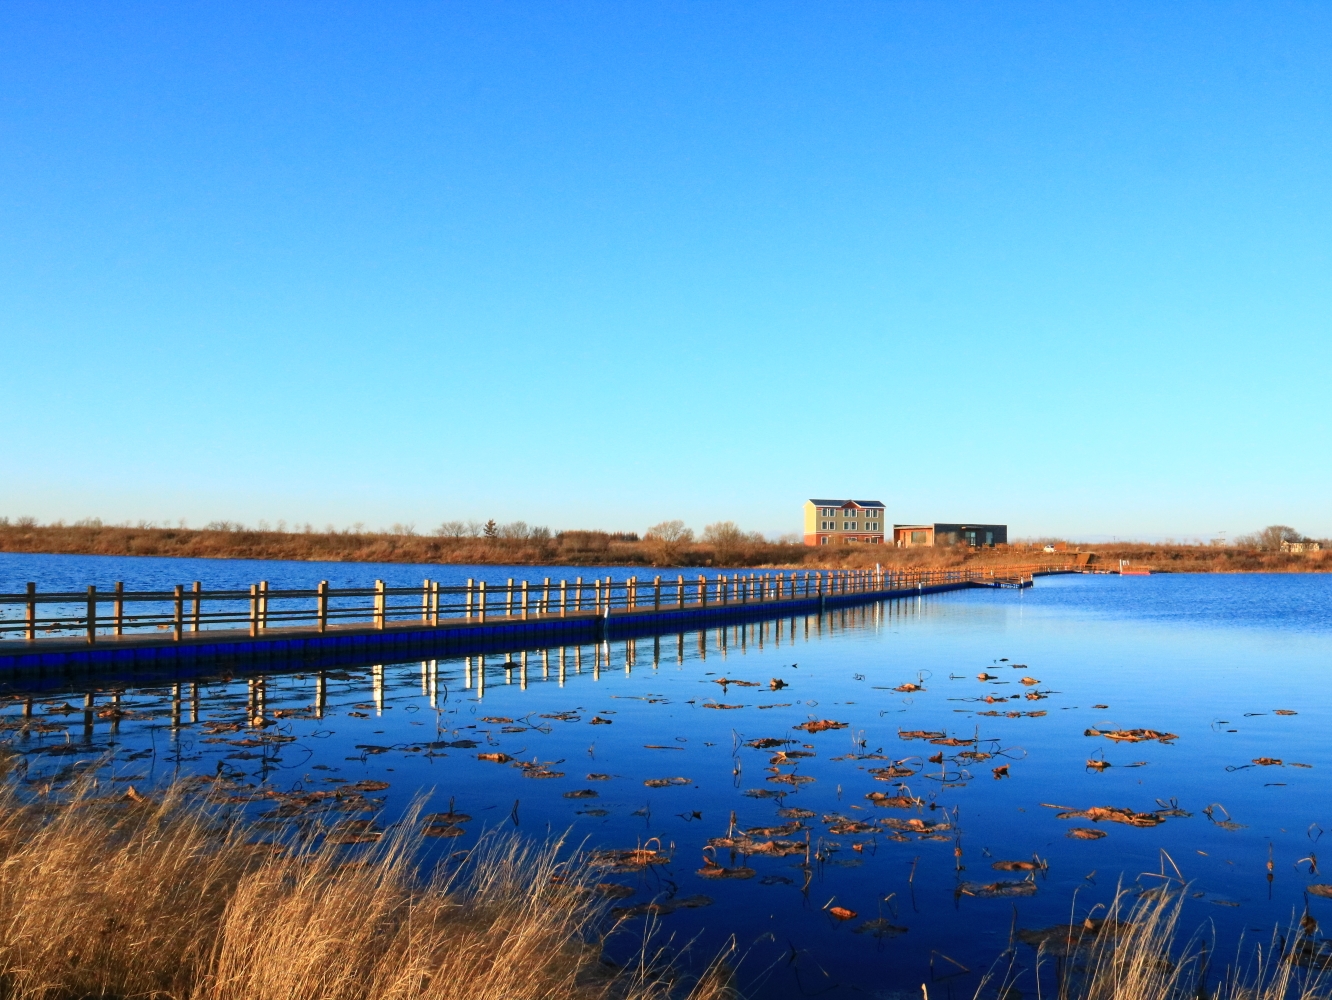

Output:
xmin=171 ymin=683 xmax=181 ymax=731
xmin=653 ymin=635 xmax=660 ymax=670
xmin=83 ymin=692 xmax=94 ymax=742
xmin=372 ymin=664 xmax=384 ymax=715
xmin=520 ymin=651 xmax=528 ymax=690
xmin=558 ymin=646 xmax=566 ymax=687
xmin=420 ymin=660 xmax=429 ymax=695
xmin=625 ymin=640 xmax=632 ymax=676
xmin=191 ymin=682 xmax=199 ymax=724
xmin=505 ymin=652 xmax=513 ymax=685
xmin=316 ymin=671 xmax=327 ymax=719
xmin=575 ymin=645 xmax=582 ymax=675
xmin=428 ymin=659 xmax=437 ymax=708
xmin=477 ymin=655 xmax=486 ymax=698
xmin=593 ymin=643 xmax=601 ymax=682
xmin=541 ymin=649 xmax=549 ymax=681
xmin=464 ymin=656 xmax=472 ymax=689
xmin=698 ymin=629 xmax=706 ymax=660
xmin=677 ymin=632 xmax=684 ymax=665
xmin=256 ymin=677 xmax=266 ymax=723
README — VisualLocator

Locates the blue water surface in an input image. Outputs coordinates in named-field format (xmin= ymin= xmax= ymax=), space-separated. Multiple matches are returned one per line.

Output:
xmin=3 ymin=563 xmax=1330 ymax=999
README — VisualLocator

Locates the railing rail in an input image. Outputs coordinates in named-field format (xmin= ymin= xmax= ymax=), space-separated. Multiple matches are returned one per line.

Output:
xmin=0 ymin=564 xmax=1074 ymax=644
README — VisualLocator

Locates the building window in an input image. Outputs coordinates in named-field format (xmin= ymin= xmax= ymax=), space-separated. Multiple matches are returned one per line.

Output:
xmin=911 ymin=530 xmax=927 ymax=544
xmin=820 ymin=536 xmax=828 ymax=545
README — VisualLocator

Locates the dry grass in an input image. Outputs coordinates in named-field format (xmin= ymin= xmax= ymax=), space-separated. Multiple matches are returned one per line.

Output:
xmin=2 ymin=523 xmax=1329 ymax=573
xmin=0 ymin=779 xmax=735 ymax=1000
xmin=1006 ymin=887 xmax=1329 ymax=1000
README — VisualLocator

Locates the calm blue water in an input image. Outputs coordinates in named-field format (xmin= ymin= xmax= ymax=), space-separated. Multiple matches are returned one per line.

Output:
xmin=3 ymin=563 xmax=1331 ymax=999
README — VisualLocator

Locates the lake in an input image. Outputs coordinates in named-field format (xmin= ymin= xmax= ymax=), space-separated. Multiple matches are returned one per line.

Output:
xmin=4 ymin=555 xmax=1331 ymax=999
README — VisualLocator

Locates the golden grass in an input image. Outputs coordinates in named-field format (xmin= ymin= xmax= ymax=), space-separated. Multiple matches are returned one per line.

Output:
xmin=0 ymin=779 xmax=734 ymax=1000
xmin=1006 ymin=887 xmax=1329 ymax=1000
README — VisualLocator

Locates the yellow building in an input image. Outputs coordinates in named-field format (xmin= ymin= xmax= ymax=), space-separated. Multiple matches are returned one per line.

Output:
xmin=803 ymin=499 xmax=887 ymax=546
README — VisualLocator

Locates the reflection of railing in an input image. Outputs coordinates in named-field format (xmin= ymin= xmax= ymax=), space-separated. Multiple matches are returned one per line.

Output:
xmin=1 ymin=564 xmax=1073 ymax=645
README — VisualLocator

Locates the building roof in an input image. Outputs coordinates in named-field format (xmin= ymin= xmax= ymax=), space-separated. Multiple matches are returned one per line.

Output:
xmin=807 ymin=498 xmax=885 ymax=508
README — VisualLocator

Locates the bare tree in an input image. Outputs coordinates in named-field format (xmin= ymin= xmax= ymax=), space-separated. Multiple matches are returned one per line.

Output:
xmin=434 ymin=521 xmax=467 ymax=537
xmin=1236 ymin=525 xmax=1304 ymax=550
xmin=702 ymin=521 xmax=745 ymax=549
xmin=645 ymin=520 xmax=695 ymax=566
xmin=498 ymin=521 xmax=530 ymax=539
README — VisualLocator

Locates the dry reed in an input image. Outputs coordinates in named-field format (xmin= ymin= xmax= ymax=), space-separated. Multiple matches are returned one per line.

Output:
xmin=1005 ymin=887 xmax=1330 ymax=1000
xmin=0 ymin=778 xmax=734 ymax=1000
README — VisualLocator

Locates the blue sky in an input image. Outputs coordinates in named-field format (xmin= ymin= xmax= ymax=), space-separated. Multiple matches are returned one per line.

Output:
xmin=2 ymin=3 xmax=1328 ymax=541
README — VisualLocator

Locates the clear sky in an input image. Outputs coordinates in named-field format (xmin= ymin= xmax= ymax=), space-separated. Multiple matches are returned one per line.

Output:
xmin=2 ymin=3 xmax=1328 ymax=541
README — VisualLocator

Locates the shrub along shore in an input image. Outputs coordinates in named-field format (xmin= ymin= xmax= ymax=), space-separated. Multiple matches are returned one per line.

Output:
xmin=1 ymin=522 xmax=1329 ymax=573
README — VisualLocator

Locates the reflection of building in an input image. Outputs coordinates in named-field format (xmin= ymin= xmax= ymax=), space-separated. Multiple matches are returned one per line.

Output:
xmin=803 ymin=499 xmax=887 ymax=546
xmin=893 ymin=523 xmax=1007 ymax=548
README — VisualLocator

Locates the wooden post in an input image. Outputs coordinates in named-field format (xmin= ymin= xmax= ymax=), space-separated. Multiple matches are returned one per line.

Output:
xmin=114 ymin=581 xmax=124 ymax=636
xmin=521 ymin=581 xmax=529 ymax=621
xmin=677 ymin=575 xmax=685 ymax=609
xmin=478 ymin=581 xmax=487 ymax=622
xmin=574 ymin=577 xmax=583 ymax=612
xmin=594 ymin=579 xmax=602 ymax=614
xmin=249 ymin=584 xmax=258 ymax=637
xmin=431 ymin=581 xmax=440 ymax=626
xmin=317 ymin=581 xmax=329 ymax=632
xmin=191 ymin=581 xmax=202 ymax=631
xmin=173 ymin=585 xmax=184 ymax=641
xmin=374 ymin=580 xmax=385 ymax=629
xmin=25 ymin=582 xmax=35 ymax=641
xmin=699 ymin=575 xmax=707 ymax=608
xmin=422 ymin=579 xmax=431 ymax=623
xmin=542 ymin=577 xmax=551 ymax=616
xmin=629 ymin=576 xmax=637 ymax=611
xmin=560 ymin=580 xmax=567 ymax=617
xmin=506 ymin=579 xmax=514 ymax=618
xmin=259 ymin=581 xmax=269 ymax=630
xmin=654 ymin=575 xmax=661 ymax=610
xmin=86 ymin=585 xmax=96 ymax=644
xmin=465 ymin=579 xmax=474 ymax=619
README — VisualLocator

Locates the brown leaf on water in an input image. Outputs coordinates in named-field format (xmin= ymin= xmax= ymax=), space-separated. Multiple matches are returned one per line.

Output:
xmin=881 ymin=817 xmax=950 ymax=834
xmin=1307 ymin=885 xmax=1332 ymax=898
xmin=827 ymin=818 xmax=877 ymax=834
xmin=746 ymin=737 xmax=795 ymax=749
xmin=595 ymin=882 xmax=636 ymax=899
xmin=1067 ymin=827 xmax=1108 ymax=840
xmin=698 ymin=859 xmax=756 ymax=879
xmin=993 ymin=859 xmax=1045 ymax=872
xmin=1092 ymin=704 xmax=1109 ymax=709
xmin=1084 ymin=728 xmax=1178 ymax=744
xmin=589 ymin=716 xmax=613 ymax=725
xmin=592 ymin=846 xmax=671 ymax=871
xmin=586 ymin=773 xmax=612 ymax=781
xmin=894 ymin=683 xmax=924 ymax=693
xmin=767 ymin=773 xmax=815 ymax=786
xmin=702 ymin=703 xmax=744 ymax=710
xmin=326 ymin=819 xmax=382 ymax=844
xmin=644 ymin=777 xmax=691 ymax=788
xmin=1253 ymin=757 xmax=1283 ymax=766
xmin=480 ymin=716 xmax=513 ymax=724
xmin=794 ymin=720 xmax=848 ymax=733
xmin=898 ymin=730 xmax=946 ymax=741
xmin=769 ymin=750 xmax=815 ymax=765
xmin=1025 ymin=692 xmax=1047 ymax=701
xmin=743 ymin=789 xmax=781 ymax=799
xmin=855 ymin=918 xmax=907 ymax=938
xmin=476 ymin=753 xmax=513 ymax=763
xmin=1087 ymin=760 xmax=1111 ymax=771
xmin=992 ymin=764 xmax=1010 ymax=779
xmin=958 ymin=879 xmax=1037 ymax=898
xmin=345 ymin=780 xmax=390 ymax=792
xmin=422 ymin=823 xmax=465 ymax=838
xmin=977 ymin=673 xmax=997 ymax=681
xmin=744 ymin=821 xmax=804 ymax=837
xmin=870 ymin=765 xmax=918 ymax=779
xmin=540 ymin=712 xmax=580 ymax=722
xmin=1017 ymin=918 xmax=1131 ymax=956
xmin=829 ymin=906 xmax=858 ymax=920
xmin=746 ymin=839 xmax=806 ymax=857
xmin=865 ymin=792 xmax=923 ymax=808
xmin=778 ymin=807 xmax=816 ymax=819
xmin=1020 ymin=677 xmax=1040 ymax=686
xmin=930 ymin=736 xmax=976 ymax=747
xmin=1275 ymin=709 xmax=1298 ymax=715
xmin=928 ymin=752 xmax=944 ymax=763
xmin=611 ymin=893 xmax=711 ymax=919
xmin=564 ymin=789 xmax=599 ymax=799
xmin=714 ymin=678 xmax=759 ymax=687
xmin=423 ymin=810 xmax=471 ymax=824
xmin=1055 ymin=806 xmax=1163 ymax=827
xmin=769 ymin=678 xmax=788 ymax=690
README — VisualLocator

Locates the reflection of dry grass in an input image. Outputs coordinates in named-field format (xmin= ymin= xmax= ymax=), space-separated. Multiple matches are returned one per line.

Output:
xmin=0 ymin=781 xmax=734 ymax=1000
xmin=1009 ymin=888 xmax=1328 ymax=1000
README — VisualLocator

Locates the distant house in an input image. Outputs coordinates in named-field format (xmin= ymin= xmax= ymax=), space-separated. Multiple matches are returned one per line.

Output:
xmin=803 ymin=499 xmax=887 ymax=546
xmin=893 ymin=523 xmax=1007 ymax=548
xmin=1281 ymin=540 xmax=1321 ymax=553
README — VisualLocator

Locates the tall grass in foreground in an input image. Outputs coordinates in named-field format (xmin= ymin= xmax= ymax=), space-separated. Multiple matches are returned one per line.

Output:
xmin=0 ymin=781 xmax=733 ymax=1000
xmin=1002 ymin=887 xmax=1329 ymax=1000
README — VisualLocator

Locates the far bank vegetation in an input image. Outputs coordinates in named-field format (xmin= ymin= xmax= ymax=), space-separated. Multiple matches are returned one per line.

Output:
xmin=0 ymin=517 xmax=1328 ymax=573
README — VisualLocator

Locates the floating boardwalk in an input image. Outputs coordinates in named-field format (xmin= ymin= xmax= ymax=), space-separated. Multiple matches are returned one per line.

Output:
xmin=0 ymin=565 xmax=1067 ymax=686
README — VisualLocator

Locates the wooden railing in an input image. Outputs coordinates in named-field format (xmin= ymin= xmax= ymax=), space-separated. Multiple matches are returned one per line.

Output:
xmin=0 ymin=564 xmax=1070 ymax=644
